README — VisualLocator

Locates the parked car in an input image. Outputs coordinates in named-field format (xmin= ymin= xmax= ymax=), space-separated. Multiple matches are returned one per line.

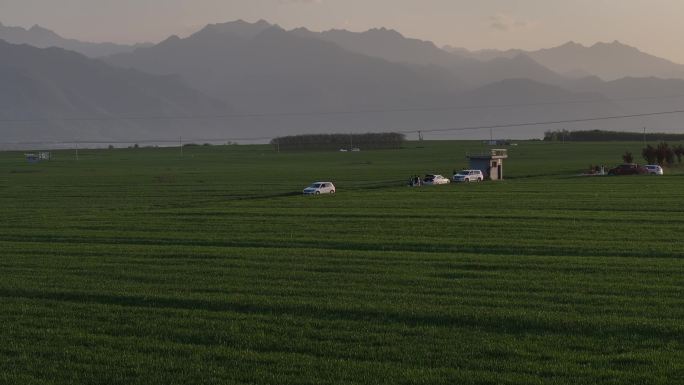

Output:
xmin=607 ymin=164 xmax=649 ymax=176
xmin=644 ymin=165 xmax=664 ymax=175
xmin=303 ymin=182 xmax=336 ymax=195
xmin=423 ymin=174 xmax=450 ymax=185
xmin=453 ymin=170 xmax=484 ymax=182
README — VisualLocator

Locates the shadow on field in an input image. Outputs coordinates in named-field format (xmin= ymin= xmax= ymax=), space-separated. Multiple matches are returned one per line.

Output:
xmin=227 ymin=191 xmax=301 ymax=201
xmin=0 ymin=288 xmax=679 ymax=340
xmin=340 ymin=180 xmax=406 ymax=191
xmin=3 ymin=233 xmax=683 ymax=259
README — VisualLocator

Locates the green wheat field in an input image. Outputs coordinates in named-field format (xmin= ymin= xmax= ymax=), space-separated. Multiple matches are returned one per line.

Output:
xmin=0 ymin=141 xmax=682 ymax=385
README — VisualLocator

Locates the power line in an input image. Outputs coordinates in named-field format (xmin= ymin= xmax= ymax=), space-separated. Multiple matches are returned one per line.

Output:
xmin=398 ymin=108 xmax=684 ymax=135
xmin=2 ymin=93 xmax=684 ymax=124
xmin=4 ymin=108 xmax=684 ymax=146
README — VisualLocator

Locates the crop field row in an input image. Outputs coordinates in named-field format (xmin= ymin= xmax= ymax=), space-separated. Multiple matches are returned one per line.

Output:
xmin=0 ymin=141 xmax=682 ymax=384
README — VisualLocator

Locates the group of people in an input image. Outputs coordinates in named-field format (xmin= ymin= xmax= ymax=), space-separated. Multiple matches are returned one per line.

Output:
xmin=588 ymin=165 xmax=606 ymax=175
xmin=408 ymin=175 xmax=424 ymax=187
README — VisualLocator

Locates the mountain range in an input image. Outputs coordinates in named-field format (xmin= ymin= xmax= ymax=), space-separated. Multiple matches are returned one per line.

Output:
xmin=0 ymin=40 xmax=228 ymax=143
xmin=106 ymin=21 xmax=465 ymax=114
xmin=0 ymin=21 xmax=149 ymax=57
xmin=2 ymin=19 xmax=684 ymax=145
xmin=291 ymin=27 xmax=569 ymax=87
xmin=445 ymin=41 xmax=684 ymax=81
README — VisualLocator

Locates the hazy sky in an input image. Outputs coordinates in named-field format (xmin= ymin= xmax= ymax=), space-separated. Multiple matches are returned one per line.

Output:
xmin=2 ymin=0 xmax=684 ymax=62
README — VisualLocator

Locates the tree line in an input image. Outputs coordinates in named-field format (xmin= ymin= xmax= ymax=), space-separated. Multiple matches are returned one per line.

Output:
xmin=271 ymin=133 xmax=405 ymax=151
xmin=545 ymin=129 xmax=684 ymax=142
xmin=622 ymin=142 xmax=684 ymax=166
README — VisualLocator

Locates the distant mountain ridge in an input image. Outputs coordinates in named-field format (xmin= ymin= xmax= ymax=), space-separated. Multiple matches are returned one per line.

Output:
xmin=292 ymin=26 xmax=568 ymax=87
xmin=106 ymin=21 xmax=465 ymax=114
xmin=445 ymin=41 xmax=684 ymax=81
xmin=104 ymin=20 xmax=684 ymax=140
xmin=4 ymin=18 xmax=684 ymax=144
xmin=0 ymin=40 xmax=229 ymax=143
xmin=0 ymin=21 xmax=150 ymax=57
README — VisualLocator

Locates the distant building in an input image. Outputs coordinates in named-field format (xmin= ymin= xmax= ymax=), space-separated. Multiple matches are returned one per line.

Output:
xmin=468 ymin=149 xmax=508 ymax=181
xmin=24 ymin=151 xmax=51 ymax=163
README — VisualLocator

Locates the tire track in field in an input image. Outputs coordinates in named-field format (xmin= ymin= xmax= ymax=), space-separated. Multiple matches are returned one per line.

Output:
xmin=1 ymin=288 xmax=682 ymax=341
xmin=2 ymin=233 xmax=684 ymax=259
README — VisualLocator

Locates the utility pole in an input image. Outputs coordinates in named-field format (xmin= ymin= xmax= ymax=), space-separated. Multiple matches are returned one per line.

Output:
xmin=180 ymin=136 xmax=183 ymax=157
xmin=75 ymin=142 xmax=79 ymax=161
xmin=490 ymin=128 xmax=493 ymax=143
xmin=349 ymin=133 xmax=353 ymax=151
xmin=643 ymin=127 xmax=647 ymax=146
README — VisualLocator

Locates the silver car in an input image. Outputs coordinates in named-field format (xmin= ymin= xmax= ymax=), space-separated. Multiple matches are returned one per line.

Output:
xmin=303 ymin=182 xmax=336 ymax=195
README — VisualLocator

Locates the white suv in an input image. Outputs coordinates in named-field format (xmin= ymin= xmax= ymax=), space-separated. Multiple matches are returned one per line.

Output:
xmin=644 ymin=165 xmax=664 ymax=175
xmin=453 ymin=170 xmax=484 ymax=182
xmin=303 ymin=182 xmax=336 ymax=195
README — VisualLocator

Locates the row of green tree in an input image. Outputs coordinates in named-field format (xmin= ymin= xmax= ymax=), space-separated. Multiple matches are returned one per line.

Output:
xmin=622 ymin=142 xmax=684 ymax=165
xmin=271 ymin=133 xmax=405 ymax=151
xmin=545 ymin=129 xmax=684 ymax=142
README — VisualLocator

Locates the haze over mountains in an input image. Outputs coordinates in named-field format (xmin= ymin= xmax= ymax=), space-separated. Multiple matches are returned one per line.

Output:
xmin=292 ymin=27 xmax=568 ymax=87
xmin=0 ymin=21 xmax=149 ymax=58
xmin=0 ymin=40 xmax=228 ymax=143
xmin=445 ymin=41 xmax=684 ymax=81
xmin=2 ymin=19 xmax=684 ymax=145
xmin=107 ymin=21 xmax=467 ymax=115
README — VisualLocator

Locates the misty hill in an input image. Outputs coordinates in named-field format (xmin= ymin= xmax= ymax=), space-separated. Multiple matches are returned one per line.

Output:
xmin=443 ymin=45 xmax=520 ymax=61
xmin=531 ymin=41 xmax=684 ymax=81
xmin=5 ymin=19 xmax=684 ymax=144
xmin=441 ymin=77 xmax=684 ymax=139
xmin=100 ymin=20 xmax=684 ymax=139
xmin=0 ymin=21 xmax=149 ymax=57
xmin=292 ymin=27 xmax=463 ymax=68
xmin=106 ymin=20 xmax=465 ymax=114
xmin=570 ymin=76 xmax=684 ymax=98
xmin=439 ymin=79 xmax=626 ymax=138
xmin=292 ymin=26 xmax=567 ymax=87
xmin=460 ymin=78 xmax=601 ymax=105
xmin=447 ymin=41 xmax=684 ymax=81
xmin=565 ymin=76 xmax=684 ymax=126
xmin=461 ymin=54 xmax=567 ymax=87
xmin=0 ymin=40 xmax=229 ymax=143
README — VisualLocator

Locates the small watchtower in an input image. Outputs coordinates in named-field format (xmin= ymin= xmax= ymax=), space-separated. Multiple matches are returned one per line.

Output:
xmin=468 ymin=149 xmax=508 ymax=181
